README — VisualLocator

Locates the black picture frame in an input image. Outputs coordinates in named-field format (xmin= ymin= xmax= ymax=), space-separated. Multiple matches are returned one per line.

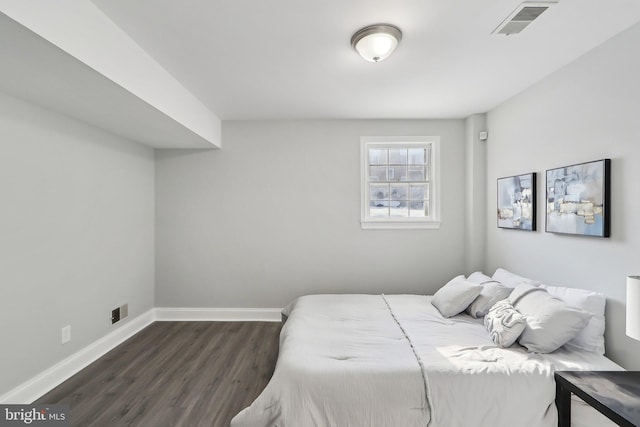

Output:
xmin=497 ymin=172 xmax=537 ymax=231
xmin=545 ymin=159 xmax=611 ymax=237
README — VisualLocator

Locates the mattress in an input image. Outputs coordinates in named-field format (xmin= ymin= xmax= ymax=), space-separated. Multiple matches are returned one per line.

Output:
xmin=231 ymin=294 xmax=622 ymax=427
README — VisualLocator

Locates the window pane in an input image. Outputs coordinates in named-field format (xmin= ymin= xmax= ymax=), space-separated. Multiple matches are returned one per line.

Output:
xmin=369 ymin=148 xmax=387 ymax=165
xmin=370 ymin=184 xmax=389 ymax=201
xmin=390 ymin=201 xmax=409 ymax=217
xmin=369 ymin=202 xmax=388 ymax=217
xmin=408 ymin=148 xmax=427 ymax=165
xmin=363 ymin=139 xmax=437 ymax=226
xmin=369 ymin=166 xmax=387 ymax=182
xmin=408 ymin=166 xmax=426 ymax=181
xmin=389 ymin=148 xmax=407 ymax=165
xmin=410 ymin=200 xmax=428 ymax=217
xmin=390 ymin=184 xmax=408 ymax=201
xmin=410 ymin=184 xmax=428 ymax=200
xmin=388 ymin=166 xmax=408 ymax=182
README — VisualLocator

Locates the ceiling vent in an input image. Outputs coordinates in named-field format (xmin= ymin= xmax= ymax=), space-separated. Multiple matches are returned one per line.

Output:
xmin=492 ymin=1 xmax=558 ymax=35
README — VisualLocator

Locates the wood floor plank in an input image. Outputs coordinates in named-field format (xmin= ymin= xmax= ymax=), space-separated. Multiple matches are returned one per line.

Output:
xmin=36 ymin=321 xmax=281 ymax=427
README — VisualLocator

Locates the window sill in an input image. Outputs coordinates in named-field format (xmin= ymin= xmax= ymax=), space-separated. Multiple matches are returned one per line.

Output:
xmin=360 ymin=220 xmax=442 ymax=230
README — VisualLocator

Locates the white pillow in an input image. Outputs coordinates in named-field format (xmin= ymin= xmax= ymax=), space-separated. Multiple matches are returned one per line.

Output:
xmin=509 ymin=284 xmax=592 ymax=353
xmin=466 ymin=282 xmax=513 ymax=318
xmin=484 ymin=299 xmax=526 ymax=347
xmin=432 ymin=276 xmax=482 ymax=318
xmin=466 ymin=271 xmax=495 ymax=284
xmin=539 ymin=284 xmax=606 ymax=354
xmin=492 ymin=268 xmax=542 ymax=288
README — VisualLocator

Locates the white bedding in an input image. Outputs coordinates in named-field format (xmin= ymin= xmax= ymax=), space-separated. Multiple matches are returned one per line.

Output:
xmin=231 ymin=294 xmax=622 ymax=427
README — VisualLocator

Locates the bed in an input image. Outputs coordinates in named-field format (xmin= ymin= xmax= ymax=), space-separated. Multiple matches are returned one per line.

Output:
xmin=231 ymin=291 xmax=622 ymax=427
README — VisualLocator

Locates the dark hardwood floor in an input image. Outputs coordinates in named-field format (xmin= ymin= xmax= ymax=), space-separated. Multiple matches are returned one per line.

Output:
xmin=36 ymin=321 xmax=282 ymax=427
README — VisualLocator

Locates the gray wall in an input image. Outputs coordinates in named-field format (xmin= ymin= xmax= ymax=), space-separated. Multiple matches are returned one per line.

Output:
xmin=0 ymin=93 xmax=155 ymax=395
xmin=156 ymin=120 xmax=466 ymax=307
xmin=486 ymin=23 xmax=640 ymax=369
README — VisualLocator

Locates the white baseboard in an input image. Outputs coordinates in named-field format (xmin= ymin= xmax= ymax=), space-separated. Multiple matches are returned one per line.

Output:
xmin=0 ymin=309 xmax=155 ymax=404
xmin=0 ymin=307 xmax=282 ymax=404
xmin=154 ymin=307 xmax=282 ymax=322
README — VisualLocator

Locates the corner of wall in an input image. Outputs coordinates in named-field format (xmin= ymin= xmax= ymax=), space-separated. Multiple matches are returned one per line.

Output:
xmin=464 ymin=113 xmax=488 ymax=275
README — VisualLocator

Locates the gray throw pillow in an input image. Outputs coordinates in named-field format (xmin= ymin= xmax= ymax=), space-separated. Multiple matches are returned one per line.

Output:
xmin=466 ymin=282 xmax=513 ymax=318
xmin=509 ymin=283 xmax=592 ymax=353
xmin=492 ymin=268 xmax=543 ymax=288
xmin=466 ymin=271 xmax=495 ymax=284
xmin=431 ymin=276 xmax=482 ymax=318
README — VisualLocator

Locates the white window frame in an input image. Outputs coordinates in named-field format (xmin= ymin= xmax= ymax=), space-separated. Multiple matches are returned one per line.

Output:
xmin=360 ymin=136 xmax=441 ymax=230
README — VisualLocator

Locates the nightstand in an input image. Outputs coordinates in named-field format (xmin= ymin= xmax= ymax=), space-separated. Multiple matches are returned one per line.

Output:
xmin=555 ymin=371 xmax=640 ymax=427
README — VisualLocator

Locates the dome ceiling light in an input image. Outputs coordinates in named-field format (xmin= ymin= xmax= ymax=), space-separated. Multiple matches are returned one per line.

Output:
xmin=350 ymin=24 xmax=402 ymax=63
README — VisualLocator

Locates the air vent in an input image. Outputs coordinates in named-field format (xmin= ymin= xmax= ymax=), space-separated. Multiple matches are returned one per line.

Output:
xmin=492 ymin=1 xmax=558 ymax=36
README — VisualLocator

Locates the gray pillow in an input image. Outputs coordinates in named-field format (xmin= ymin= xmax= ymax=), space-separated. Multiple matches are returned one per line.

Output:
xmin=466 ymin=282 xmax=513 ymax=318
xmin=509 ymin=284 xmax=592 ymax=353
xmin=539 ymin=284 xmax=606 ymax=354
xmin=431 ymin=276 xmax=482 ymax=318
xmin=466 ymin=271 xmax=495 ymax=284
xmin=492 ymin=268 xmax=542 ymax=288
xmin=484 ymin=299 xmax=526 ymax=347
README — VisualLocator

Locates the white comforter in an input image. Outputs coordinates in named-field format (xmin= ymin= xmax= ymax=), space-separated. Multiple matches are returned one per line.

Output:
xmin=231 ymin=294 xmax=621 ymax=427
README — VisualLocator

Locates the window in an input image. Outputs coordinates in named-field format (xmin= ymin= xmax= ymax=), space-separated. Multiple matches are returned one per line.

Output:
xmin=361 ymin=136 xmax=440 ymax=229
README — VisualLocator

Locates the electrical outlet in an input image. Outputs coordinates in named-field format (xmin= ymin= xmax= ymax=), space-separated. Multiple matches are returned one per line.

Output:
xmin=61 ymin=325 xmax=71 ymax=344
xmin=120 ymin=303 xmax=128 ymax=319
xmin=111 ymin=307 xmax=120 ymax=324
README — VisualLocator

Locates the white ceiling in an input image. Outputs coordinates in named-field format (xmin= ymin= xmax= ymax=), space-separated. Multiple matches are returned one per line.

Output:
xmin=0 ymin=12 xmax=217 ymax=148
xmin=89 ymin=0 xmax=640 ymax=120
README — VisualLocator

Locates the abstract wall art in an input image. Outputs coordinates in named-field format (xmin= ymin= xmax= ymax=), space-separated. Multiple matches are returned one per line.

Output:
xmin=545 ymin=159 xmax=610 ymax=237
xmin=497 ymin=172 xmax=536 ymax=231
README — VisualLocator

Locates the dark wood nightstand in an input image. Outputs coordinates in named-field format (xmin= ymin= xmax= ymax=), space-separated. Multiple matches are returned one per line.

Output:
xmin=555 ymin=371 xmax=640 ymax=427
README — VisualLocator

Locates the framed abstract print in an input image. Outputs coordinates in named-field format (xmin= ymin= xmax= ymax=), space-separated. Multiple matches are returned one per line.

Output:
xmin=497 ymin=173 xmax=536 ymax=231
xmin=545 ymin=159 xmax=610 ymax=237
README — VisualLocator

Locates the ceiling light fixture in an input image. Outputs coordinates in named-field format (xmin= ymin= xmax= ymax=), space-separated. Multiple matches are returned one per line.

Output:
xmin=351 ymin=24 xmax=402 ymax=63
